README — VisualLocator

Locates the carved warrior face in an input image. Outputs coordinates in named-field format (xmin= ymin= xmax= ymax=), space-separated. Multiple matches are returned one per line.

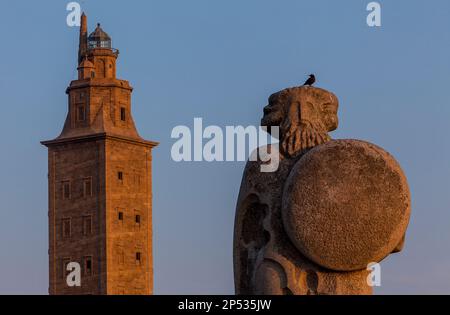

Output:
xmin=261 ymin=86 xmax=339 ymax=157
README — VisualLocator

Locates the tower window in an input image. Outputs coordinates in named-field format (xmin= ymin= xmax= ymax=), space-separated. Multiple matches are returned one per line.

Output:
xmin=134 ymin=174 xmax=141 ymax=187
xmin=84 ymin=256 xmax=93 ymax=275
xmin=91 ymin=71 xmax=95 ymax=78
xmin=62 ymin=218 xmax=71 ymax=238
xmin=82 ymin=215 xmax=92 ymax=236
xmin=62 ymin=181 xmax=71 ymax=200
xmin=77 ymin=105 xmax=86 ymax=121
xmin=118 ymin=171 xmax=123 ymax=181
xmin=118 ymin=249 xmax=124 ymax=265
xmin=120 ymin=107 xmax=126 ymax=121
xmin=136 ymin=252 xmax=141 ymax=265
xmin=135 ymin=214 xmax=141 ymax=224
xmin=118 ymin=212 xmax=123 ymax=221
xmin=83 ymin=177 xmax=92 ymax=197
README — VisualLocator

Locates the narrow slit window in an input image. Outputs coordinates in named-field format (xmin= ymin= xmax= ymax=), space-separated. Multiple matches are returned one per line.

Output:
xmin=62 ymin=218 xmax=71 ymax=238
xmin=134 ymin=174 xmax=141 ymax=187
xmin=84 ymin=256 xmax=92 ymax=275
xmin=118 ymin=171 xmax=123 ymax=181
xmin=136 ymin=252 xmax=141 ymax=265
xmin=118 ymin=250 xmax=124 ymax=265
xmin=82 ymin=215 xmax=92 ymax=236
xmin=120 ymin=107 xmax=126 ymax=121
xmin=83 ymin=178 xmax=92 ymax=197
xmin=118 ymin=212 xmax=123 ymax=221
xmin=62 ymin=181 xmax=71 ymax=200
xmin=77 ymin=106 xmax=85 ymax=121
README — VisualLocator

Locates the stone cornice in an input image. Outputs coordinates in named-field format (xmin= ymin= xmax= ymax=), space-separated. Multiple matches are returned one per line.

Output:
xmin=66 ymin=79 xmax=133 ymax=94
xmin=41 ymin=132 xmax=158 ymax=149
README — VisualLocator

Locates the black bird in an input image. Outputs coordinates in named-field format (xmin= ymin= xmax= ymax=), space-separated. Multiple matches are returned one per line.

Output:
xmin=303 ymin=74 xmax=316 ymax=86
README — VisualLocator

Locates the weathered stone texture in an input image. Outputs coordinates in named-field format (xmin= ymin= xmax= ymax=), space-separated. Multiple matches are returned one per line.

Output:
xmin=47 ymin=140 xmax=106 ymax=295
xmin=282 ymin=139 xmax=410 ymax=271
xmin=234 ymin=85 xmax=410 ymax=295
xmin=42 ymin=15 xmax=157 ymax=295
xmin=105 ymin=139 xmax=153 ymax=294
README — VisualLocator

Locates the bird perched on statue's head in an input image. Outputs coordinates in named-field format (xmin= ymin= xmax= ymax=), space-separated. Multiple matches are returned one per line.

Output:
xmin=303 ymin=74 xmax=316 ymax=86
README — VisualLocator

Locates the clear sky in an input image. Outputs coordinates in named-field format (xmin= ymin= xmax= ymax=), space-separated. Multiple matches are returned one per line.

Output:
xmin=0 ymin=0 xmax=449 ymax=294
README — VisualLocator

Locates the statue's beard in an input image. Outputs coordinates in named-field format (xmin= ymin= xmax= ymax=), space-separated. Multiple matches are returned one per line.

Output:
xmin=281 ymin=120 xmax=330 ymax=158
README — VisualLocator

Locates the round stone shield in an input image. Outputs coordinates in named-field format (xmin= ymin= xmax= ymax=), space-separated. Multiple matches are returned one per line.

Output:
xmin=282 ymin=139 xmax=410 ymax=271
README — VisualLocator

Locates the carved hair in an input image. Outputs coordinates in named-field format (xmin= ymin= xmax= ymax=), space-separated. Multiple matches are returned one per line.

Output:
xmin=281 ymin=120 xmax=331 ymax=157
xmin=261 ymin=86 xmax=338 ymax=158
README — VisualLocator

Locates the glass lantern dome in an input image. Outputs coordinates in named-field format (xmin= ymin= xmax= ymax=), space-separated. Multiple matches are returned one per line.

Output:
xmin=88 ymin=23 xmax=112 ymax=49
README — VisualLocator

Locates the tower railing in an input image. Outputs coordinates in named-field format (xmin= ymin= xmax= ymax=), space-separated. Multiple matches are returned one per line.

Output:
xmin=87 ymin=46 xmax=119 ymax=55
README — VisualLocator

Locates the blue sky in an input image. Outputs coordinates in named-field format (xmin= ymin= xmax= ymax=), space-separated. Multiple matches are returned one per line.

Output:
xmin=0 ymin=0 xmax=449 ymax=294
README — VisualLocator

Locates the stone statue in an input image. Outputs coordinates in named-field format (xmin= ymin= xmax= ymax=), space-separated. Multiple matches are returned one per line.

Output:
xmin=233 ymin=85 xmax=411 ymax=295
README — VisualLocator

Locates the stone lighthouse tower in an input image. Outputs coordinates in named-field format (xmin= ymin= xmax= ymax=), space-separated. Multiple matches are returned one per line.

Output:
xmin=42 ymin=13 xmax=157 ymax=295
